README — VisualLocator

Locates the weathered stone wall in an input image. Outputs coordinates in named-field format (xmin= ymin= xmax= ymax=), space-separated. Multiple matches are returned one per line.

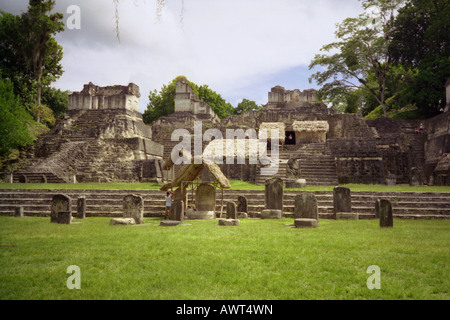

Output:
xmin=328 ymin=138 xmax=385 ymax=184
xmin=424 ymin=112 xmax=450 ymax=185
xmin=68 ymin=82 xmax=140 ymax=112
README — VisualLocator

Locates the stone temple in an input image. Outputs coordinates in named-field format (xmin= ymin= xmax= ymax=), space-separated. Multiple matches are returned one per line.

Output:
xmin=10 ymin=82 xmax=164 ymax=183
xmin=7 ymin=77 xmax=450 ymax=186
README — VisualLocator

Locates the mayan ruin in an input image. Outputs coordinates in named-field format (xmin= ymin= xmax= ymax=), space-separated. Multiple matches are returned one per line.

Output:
xmin=1 ymin=0 xmax=449 ymax=303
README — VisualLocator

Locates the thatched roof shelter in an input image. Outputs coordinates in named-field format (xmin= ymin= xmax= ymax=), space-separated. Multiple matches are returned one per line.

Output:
xmin=160 ymin=140 xmax=234 ymax=192
xmin=293 ymin=121 xmax=329 ymax=133
xmin=203 ymin=138 xmax=260 ymax=163
xmin=162 ymin=149 xmax=192 ymax=170
xmin=259 ymin=122 xmax=286 ymax=138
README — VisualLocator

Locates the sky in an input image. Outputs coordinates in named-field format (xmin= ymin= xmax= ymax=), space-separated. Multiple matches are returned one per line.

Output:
xmin=0 ymin=0 xmax=364 ymax=113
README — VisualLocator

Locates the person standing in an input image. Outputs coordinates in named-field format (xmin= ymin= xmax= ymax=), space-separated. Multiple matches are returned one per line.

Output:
xmin=164 ymin=191 xmax=173 ymax=220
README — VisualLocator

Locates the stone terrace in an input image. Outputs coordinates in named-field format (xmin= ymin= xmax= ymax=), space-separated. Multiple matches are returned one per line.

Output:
xmin=0 ymin=189 xmax=449 ymax=220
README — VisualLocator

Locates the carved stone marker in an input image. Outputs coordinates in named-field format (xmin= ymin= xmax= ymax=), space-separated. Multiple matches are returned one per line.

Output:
xmin=294 ymin=193 xmax=318 ymax=220
xmin=265 ymin=177 xmax=283 ymax=210
xmin=77 ymin=196 xmax=86 ymax=219
xmin=50 ymin=194 xmax=71 ymax=223
xmin=14 ymin=206 xmax=24 ymax=218
xmin=409 ymin=167 xmax=423 ymax=186
xmin=237 ymin=196 xmax=248 ymax=214
xmin=172 ymin=200 xmax=184 ymax=222
xmin=196 ymin=183 xmax=216 ymax=211
xmin=226 ymin=201 xmax=237 ymax=219
xmin=333 ymin=186 xmax=351 ymax=217
xmin=188 ymin=183 xmax=215 ymax=219
xmin=123 ymin=194 xmax=144 ymax=224
xmin=378 ymin=199 xmax=393 ymax=227
xmin=56 ymin=212 xmax=72 ymax=224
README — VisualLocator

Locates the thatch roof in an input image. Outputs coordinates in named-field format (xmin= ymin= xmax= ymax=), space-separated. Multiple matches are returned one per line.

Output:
xmin=159 ymin=162 xmax=230 ymax=191
xmin=259 ymin=122 xmax=285 ymax=138
xmin=160 ymin=139 xmax=234 ymax=191
xmin=203 ymin=138 xmax=260 ymax=163
xmin=162 ymin=149 xmax=192 ymax=170
xmin=293 ymin=121 xmax=329 ymax=133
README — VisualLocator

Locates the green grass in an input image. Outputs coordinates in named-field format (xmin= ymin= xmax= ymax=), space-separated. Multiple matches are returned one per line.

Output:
xmin=0 ymin=180 xmax=449 ymax=193
xmin=0 ymin=216 xmax=449 ymax=300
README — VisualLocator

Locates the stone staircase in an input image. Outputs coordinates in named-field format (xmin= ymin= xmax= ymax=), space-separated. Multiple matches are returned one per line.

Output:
xmin=293 ymin=143 xmax=339 ymax=186
xmin=1 ymin=188 xmax=449 ymax=220
xmin=254 ymin=151 xmax=289 ymax=185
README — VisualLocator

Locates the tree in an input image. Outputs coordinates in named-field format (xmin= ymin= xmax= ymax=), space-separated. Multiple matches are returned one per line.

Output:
xmin=234 ymin=99 xmax=263 ymax=115
xmin=0 ymin=0 xmax=64 ymax=108
xmin=309 ymin=0 xmax=404 ymax=117
xmin=389 ymin=0 xmax=450 ymax=115
xmin=0 ymin=77 xmax=33 ymax=157
xmin=197 ymin=85 xmax=235 ymax=119
xmin=41 ymin=87 xmax=69 ymax=118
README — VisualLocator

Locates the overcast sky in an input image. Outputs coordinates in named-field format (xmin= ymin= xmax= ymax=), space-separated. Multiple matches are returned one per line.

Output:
xmin=1 ymin=0 xmax=363 ymax=112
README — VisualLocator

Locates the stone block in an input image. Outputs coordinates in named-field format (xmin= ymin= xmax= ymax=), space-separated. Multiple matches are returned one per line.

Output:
xmin=285 ymin=179 xmax=307 ymax=188
xmin=336 ymin=212 xmax=359 ymax=220
xmin=110 ymin=218 xmax=136 ymax=226
xmin=218 ymin=219 xmax=240 ymax=226
xmin=160 ymin=220 xmax=182 ymax=227
xmin=294 ymin=218 xmax=318 ymax=228
xmin=237 ymin=212 xmax=248 ymax=219
xmin=186 ymin=210 xmax=215 ymax=220
xmin=261 ymin=209 xmax=282 ymax=219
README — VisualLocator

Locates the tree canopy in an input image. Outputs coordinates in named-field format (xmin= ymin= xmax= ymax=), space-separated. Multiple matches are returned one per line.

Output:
xmin=0 ymin=0 xmax=64 ymax=108
xmin=309 ymin=0 xmax=404 ymax=117
xmin=310 ymin=0 xmax=449 ymax=119
xmin=389 ymin=0 xmax=450 ymax=115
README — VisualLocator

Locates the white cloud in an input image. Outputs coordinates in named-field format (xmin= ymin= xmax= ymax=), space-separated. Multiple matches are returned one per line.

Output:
xmin=1 ymin=0 xmax=363 ymax=111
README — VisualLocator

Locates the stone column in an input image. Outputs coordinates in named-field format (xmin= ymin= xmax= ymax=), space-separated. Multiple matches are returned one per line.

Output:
xmin=226 ymin=201 xmax=237 ymax=219
xmin=77 ymin=196 xmax=86 ymax=219
xmin=261 ymin=177 xmax=283 ymax=219
xmin=172 ymin=200 xmax=184 ymax=222
xmin=378 ymin=199 xmax=393 ymax=227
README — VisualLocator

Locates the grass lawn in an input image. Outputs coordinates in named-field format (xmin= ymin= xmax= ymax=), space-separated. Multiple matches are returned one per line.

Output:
xmin=0 ymin=180 xmax=449 ymax=193
xmin=0 ymin=216 xmax=448 ymax=300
